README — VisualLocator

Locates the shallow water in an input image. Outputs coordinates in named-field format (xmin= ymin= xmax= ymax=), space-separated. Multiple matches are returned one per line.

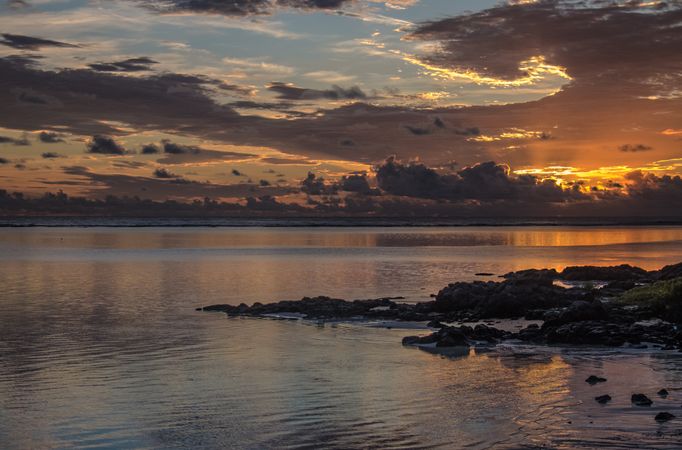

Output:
xmin=1 ymin=226 xmax=682 ymax=449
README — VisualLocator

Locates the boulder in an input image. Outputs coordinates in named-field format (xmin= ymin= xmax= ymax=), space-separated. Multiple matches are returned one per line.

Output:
xmin=655 ymin=412 xmax=675 ymax=422
xmin=631 ymin=394 xmax=653 ymax=406
xmin=595 ymin=394 xmax=612 ymax=404
xmin=586 ymin=375 xmax=607 ymax=385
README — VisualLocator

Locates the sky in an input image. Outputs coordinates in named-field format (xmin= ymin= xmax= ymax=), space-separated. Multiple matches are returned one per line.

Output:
xmin=0 ymin=0 xmax=681 ymax=216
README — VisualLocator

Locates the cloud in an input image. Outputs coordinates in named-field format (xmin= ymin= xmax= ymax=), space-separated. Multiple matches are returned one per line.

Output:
xmin=0 ymin=134 xmax=30 ymax=146
xmin=339 ymin=173 xmax=374 ymax=195
xmin=86 ymin=135 xmax=127 ymax=155
xmin=38 ymin=131 xmax=65 ymax=143
xmin=141 ymin=143 xmax=160 ymax=154
xmin=134 ymin=0 xmax=353 ymax=16
xmin=156 ymin=141 xmax=256 ymax=164
xmin=375 ymin=157 xmax=585 ymax=202
xmin=59 ymin=165 xmax=292 ymax=200
xmin=0 ymin=33 xmax=78 ymax=50
xmin=41 ymin=152 xmax=63 ymax=159
xmin=267 ymin=82 xmax=368 ymax=101
xmin=619 ymin=144 xmax=653 ymax=153
xmin=153 ymin=167 xmax=178 ymax=178
xmin=88 ymin=57 xmax=159 ymax=73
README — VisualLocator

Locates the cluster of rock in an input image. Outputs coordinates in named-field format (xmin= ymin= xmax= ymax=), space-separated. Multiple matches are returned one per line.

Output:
xmin=584 ymin=376 xmax=676 ymax=423
xmin=200 ymin=262 xmax=682 ymax=350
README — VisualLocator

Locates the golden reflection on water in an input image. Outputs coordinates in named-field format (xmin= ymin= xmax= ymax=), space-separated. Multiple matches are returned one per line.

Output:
xmin=3 ymin=226 xmax=682 ymax=251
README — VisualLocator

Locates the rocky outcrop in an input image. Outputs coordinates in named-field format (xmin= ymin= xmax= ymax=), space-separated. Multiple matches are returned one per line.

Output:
xmin=402 ymin=324 xmax=512 ymax=348
xmin=559 ymin=264 xmax=649 ymax=281
xmin=433 ymin=279 xmax=583 ymax=319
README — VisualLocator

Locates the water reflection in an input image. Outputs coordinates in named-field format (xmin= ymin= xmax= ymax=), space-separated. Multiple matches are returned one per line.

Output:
xmin=1 ymin=228 xmax=682 ymax=449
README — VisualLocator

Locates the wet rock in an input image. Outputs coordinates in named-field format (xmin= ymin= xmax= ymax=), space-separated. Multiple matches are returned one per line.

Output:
xmin=658 ymin=389 xmax=669 ymax=397
xmin=595 ymin=394 xmax=612 ymax=404
xmin=631 ymin=394 xmax=653 ymax=406
xmin=560 ymin=264 xmax=648 ymax=281
xmin=655 ymin=412 xmax=675 ymax=422
xmin=402 ymin=334 xmax=438 ymax=346
xmin=586 ymin=375 xmax=607 ymax=385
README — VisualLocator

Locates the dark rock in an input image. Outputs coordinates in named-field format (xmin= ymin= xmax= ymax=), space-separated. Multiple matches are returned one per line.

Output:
xmin=427 ymin=320 xmax=445 ymax=328
xmin=402 ymin=334 xmax=438 ymax=346
xmin=503 ymin=268 xmax=558 ymax=283
xmin=658 ymin=389 xmax=669 ymax=397
xmin=434 ymin=279 xmax=578 ymax=319
xmin=560 ymin=264 xmax=648 ymax=281
xmin=554 ymin=300 xmax=609 ymax=324
xmin=632 ymin=394 xmax=653 ymax=406
xmin=604 ymin=280 xmax=637 ymax=291
xmin=435 ymin=327 xmax=470 ymax=347
xmin=475 ymin=272 xmax=495 ymax=276
xmin=656 ymin=262 xmax=682 ymax=280
xmin=595 ymin=394 xmax=612 ymax=404
xmin=586 ymin=375 xmax=607 ymax=385
xmin=655 ymin=412 xmax=675 ymax=422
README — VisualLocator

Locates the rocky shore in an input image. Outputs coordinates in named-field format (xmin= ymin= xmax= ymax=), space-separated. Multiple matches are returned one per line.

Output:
xmin=200 ymin=261 xmax=682 ymax=350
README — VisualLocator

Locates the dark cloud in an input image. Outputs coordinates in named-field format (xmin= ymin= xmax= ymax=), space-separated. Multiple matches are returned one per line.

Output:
xmin=88 ymin=57 xmax=158 ymax=73
xmin=267 ymin=82 xmax=367 ymax=101
xmin=41 ymin=151 xmax=63 ymax=159
xmin=301 ymin=172 xmax=337 ymax=195
xmin=134 ymin=0 xmax=352 ymax=16
xmin=0 ymin=33 xmax=78 ymax=50
xmin=0 ymin=134 xmax=29 ymax=146
xmin=153 ymin=167 xmax=178 ymax=178
xmin=619 ymin=144 xmax=653 ymax=153
xmin=339 ymin=173 xmax=374 ymax=195
xmin=38 ymin=131 xmax=64 ymax=143
xmin=375 ymin=157 xmax=585 ymax=202
xmin=0 ymin=56 xmax=245 ymax=137
xmin=259 ymin=156 xmax=315 ymax=165
xmin=86 ymin=135 xmax=127 ymax=155
xmin=141 ymin=143 xmax=160 ymax=154
xmin=59 ymin=165 xmax=291 ymax=200
xmin=408 ymin=1 xmax=682 ymax=95
xmin=232 ymin=169 xmax=244 ymax=176
xmin=404 ymin=125 xmax=430 ymax=136
xmin=157 ymin=141 xmax=255 ymax=164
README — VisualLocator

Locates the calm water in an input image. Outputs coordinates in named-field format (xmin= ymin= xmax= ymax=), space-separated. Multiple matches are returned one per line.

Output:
xmin=1 ymin=226 xmax=682 ymax=449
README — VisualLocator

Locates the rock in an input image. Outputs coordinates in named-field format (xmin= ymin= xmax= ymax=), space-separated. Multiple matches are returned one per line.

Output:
xmin=435 ymin=327 xmax=470 ymax=347
xmin=655 ymin=412 xmax=675 ymax=422
xmin=426 ymin=320 xmax=445 ymax=328
xmin=658 ymin=389 xmax=669 ymax=397
xmin=475 ymin=273 xmax=495 ymax=276
xmin=434 ymin=279 xmax=577 ymax=319
xmin=586 ymin=375 xmax=607 ymax=385
xmin=595 ymin=394 xmax=612 ymax=404
xmin=560 ymin=264 xmax=649 ymax=281
xmin=631 ymin=394 xmax=653 ymax=406
xmin=402 ymin=334 xmax=438 ymax=346
xmin=656 ymin=262 xmax=682 ymax=280
xmin=502 ymin=268 xmax=558 ymax=283
xmin=555 ymin=300 xmax=609 ymax=324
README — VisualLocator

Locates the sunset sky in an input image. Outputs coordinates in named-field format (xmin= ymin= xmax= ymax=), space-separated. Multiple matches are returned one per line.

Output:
xmin=1 ymin=0 xmax=681 ymax=216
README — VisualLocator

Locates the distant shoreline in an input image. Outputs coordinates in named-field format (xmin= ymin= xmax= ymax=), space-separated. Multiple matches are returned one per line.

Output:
xmin=3 ymin=217 xmax=682 ymax=228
